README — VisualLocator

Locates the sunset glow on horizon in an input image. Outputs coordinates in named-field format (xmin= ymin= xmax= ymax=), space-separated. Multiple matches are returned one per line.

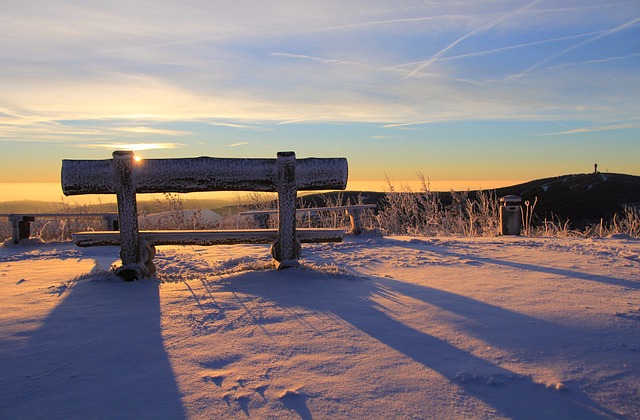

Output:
xmin=1 ymin=1 xmax=639 ymax=199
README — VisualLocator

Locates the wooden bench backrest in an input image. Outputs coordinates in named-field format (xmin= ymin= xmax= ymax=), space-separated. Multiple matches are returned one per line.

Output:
xmin=62 ymin=152 xmax=347 ymax=195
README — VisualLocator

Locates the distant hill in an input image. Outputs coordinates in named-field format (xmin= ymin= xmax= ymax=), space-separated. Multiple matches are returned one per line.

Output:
xmin=0 ymin=200 xmax=69 ymax=214
xmin=301 ymin=173 xmax=640 ymax=229
xmin=491 ymin=172 xmax=640 ymax=228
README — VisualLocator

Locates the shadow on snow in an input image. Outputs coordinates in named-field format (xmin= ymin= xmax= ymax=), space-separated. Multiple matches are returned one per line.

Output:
xmin=0 ymin=264 xmax=186 ymax=419
xmin=215 ymin=269 xmax=623 ymax=419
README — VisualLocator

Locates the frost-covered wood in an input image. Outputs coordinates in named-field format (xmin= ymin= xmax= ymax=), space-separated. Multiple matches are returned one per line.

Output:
xmin=73 ymin=229 xmax=344 ymax=247
xmin=271 ymin=152 xmax=300 ymax=269
xmin=113 ymin=151 xmax=143 ymax=273
xmin=62 ymin=155 xmax=347 ymax=195
xmin=61 ymin=150 xmax=348 ymax=279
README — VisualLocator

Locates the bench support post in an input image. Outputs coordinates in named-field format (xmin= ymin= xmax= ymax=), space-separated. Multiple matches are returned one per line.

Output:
xmin=346 ymin=209 xmax=364 ymax=236
xmin=271 ymin=152 xmax=301 ymax=269
xmin=113 ymin=151 xmax=146 ymax=280
xmin=103 ymin=214 xmax=119 ymax=231
xmin=253 ymin=214 xmax=270 ymax=229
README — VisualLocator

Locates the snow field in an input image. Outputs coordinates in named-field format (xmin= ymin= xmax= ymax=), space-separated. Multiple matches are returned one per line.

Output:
xmin=1 ymin=235 xmax=639 ymax=418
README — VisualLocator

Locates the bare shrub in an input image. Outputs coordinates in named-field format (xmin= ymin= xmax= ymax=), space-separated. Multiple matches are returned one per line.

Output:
xmin=533 ymin=214 xmax=576 ymax=237
xmin=377 ymin=173 xmax=499 ymax=237
xmin=377 ymin=173 xmax=442 ymax=236
xmin=521 ymin=197 xmax=538 ymax=236
xmin=0 ymin=218 xmax=11 ymax=242
xmin=582 ymin=207 xmax=640 ymax=238
xmin=221 ymin=192 xmax=278 ymax=229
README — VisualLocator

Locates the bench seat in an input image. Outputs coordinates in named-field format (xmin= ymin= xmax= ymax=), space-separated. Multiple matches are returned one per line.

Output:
xmin=73 ymin=228 xmax=344 ymax=247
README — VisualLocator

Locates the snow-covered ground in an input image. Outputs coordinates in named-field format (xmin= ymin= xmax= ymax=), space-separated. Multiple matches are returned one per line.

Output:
xmin=1 ymin=235 xmax=639 ymax=419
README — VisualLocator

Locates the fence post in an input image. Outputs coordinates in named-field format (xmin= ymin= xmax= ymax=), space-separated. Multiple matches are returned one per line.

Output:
xmin=271 ymin=151 xmax=300 ymax=268
xmin=112 ymin=151 xmax=144 ymax=279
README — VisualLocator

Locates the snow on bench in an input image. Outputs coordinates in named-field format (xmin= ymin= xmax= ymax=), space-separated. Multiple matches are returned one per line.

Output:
xmin=61 ymin=151 xmax=348 ymax=280
xmin=239 ymin=204 xmax=376 ymax=235
xmin=1 ymin=213 xmax=118 ymax=244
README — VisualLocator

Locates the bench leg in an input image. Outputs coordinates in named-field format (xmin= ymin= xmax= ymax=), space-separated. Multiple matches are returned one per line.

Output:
xmin=346 ymin=209 xmax=363 ymax=236
xmin=18 ymin=220 xmax=32 ymax=242
xmin=271 ymin=152 xmax=301 ymax=269
xmin=113 ymin=151 xmax=148 ymax=280
xmin=144 ymin=242 xmax=157 ymax=275
xmin=103 ymin=215 xmax=118 ymax=231
xmin=115 ymin=240 xmax=156 ymax=280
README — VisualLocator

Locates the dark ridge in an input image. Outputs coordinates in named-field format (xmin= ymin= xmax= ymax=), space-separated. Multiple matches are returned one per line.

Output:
xmin=302 ymin=173 xmax=640 ymax=229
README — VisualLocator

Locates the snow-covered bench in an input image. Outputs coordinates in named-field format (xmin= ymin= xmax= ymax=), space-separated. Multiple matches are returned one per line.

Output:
xmin=61 ymin=151 xmax=348 ymax=280
xmin=239 ymin=204 xmax=376 ymax=235
xmin=1 ymin=213 xmax=118 ymax=244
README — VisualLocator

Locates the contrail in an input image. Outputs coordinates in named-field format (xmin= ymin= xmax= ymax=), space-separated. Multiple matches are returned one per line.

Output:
xmin=439 ymin=29 xmax=610 ymax=62
xmin=511 ymin=15 xmax=640 ymax=79
xmin=403 ymin=0 xmax=543 ymax=79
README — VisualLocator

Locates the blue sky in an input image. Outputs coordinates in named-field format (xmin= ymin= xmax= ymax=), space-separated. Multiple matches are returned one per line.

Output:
xmin=1 ymin=0 xmax=639 ymax=195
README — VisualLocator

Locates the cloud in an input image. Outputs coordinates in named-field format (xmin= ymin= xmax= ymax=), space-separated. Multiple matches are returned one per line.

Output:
xmin=228 ymin=142 xmax=250 ymax=147
xmin=382 ymin=121 xmax=432 ymax=129
xmin=79 ymin=142 xmax=185 ymax=150
xmin=542 ymin=123 xmax=639 ymax=136
xmin=271 ymin=52 xmax=340 ymax=64
xmin=112 ymin=127 xmax=192 ymax=136
xmin=207 ymin=121 xmax=263 ymax=129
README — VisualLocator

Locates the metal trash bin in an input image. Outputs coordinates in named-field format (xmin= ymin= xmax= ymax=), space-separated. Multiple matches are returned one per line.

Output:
xmin=499 ymin=195 xmax=522 ymax=235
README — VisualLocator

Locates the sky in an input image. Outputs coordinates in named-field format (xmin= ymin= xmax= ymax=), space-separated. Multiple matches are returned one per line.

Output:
xmin=1 ymin=0 xmax=639 ymax=200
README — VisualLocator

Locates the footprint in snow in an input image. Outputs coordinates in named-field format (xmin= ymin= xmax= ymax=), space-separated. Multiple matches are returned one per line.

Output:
xmin=202 ymin=374 xmax=224 ymax=386
xmin=279 ymin=389 xmax=312 ymax=419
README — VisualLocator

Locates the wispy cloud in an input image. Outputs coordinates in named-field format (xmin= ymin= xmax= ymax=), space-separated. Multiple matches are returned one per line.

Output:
xmin=208 ymin=122 xmax=258 ymax=129
xmin=383 ymin=121 xmax=432 ymax=129
xmin=271 ymin=52 xmax=340 ymax=64
xmin=228 ymin=142 xmax=250 ymax=147
xmin=542 ymin=123 xmax=639 ymax=136
xmin=112 ymin=127 xmax=192 ymax=136
xmin=79 ymin=142 xmax=184 ymax=150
